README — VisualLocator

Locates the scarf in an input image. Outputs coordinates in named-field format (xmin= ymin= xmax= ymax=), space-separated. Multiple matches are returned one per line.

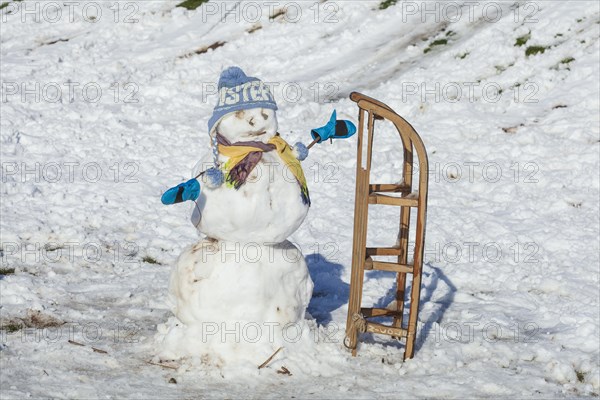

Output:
xmin=216 ymin=133 xmax=310 ymax=206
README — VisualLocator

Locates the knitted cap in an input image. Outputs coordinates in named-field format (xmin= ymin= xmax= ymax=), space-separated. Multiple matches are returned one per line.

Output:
xmin=207 ymin=67 xmax=278 ymax=135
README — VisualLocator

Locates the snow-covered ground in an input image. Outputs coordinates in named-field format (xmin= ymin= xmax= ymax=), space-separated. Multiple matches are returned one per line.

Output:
xmin=1 ymin=0 xmax=599 ymax=398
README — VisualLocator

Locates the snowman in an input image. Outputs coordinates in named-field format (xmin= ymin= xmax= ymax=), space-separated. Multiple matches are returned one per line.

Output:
xmin=157 ymin=67 xmax=315 ymax=367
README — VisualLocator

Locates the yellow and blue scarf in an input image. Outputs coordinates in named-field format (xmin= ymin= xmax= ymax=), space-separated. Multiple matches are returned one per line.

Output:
xmin=216 ymin=134 xmax=310 ymax=206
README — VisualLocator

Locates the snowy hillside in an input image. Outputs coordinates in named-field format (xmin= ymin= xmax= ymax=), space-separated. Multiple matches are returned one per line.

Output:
xmin=1 ymin=0 xmax=599 ymax=398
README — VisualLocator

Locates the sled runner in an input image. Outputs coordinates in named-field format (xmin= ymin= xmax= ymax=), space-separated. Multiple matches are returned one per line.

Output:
xmin=344 ymin=92 xmax=429 ymax=360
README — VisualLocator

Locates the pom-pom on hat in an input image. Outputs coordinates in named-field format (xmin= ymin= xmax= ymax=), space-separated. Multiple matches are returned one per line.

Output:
xmin=207 ymin=67 xmax=278 ymax=135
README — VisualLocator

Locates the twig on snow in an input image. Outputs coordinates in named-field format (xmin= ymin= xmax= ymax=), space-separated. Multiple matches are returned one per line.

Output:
xmin=146 ymin=360 xmax=178 ymax=370
xmin=258 ymin=347 xmax=283 ymax=369
xmin=92 ymin=347 xmax=108 ymax=354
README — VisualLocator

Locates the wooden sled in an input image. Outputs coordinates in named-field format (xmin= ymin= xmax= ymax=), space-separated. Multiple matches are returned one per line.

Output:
xmin=344 ymin=92 xmax=429 ymax=360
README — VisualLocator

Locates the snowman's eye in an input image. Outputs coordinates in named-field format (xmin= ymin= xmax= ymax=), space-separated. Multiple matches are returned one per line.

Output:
xmin=261 ymin=110 xmax=269 ymax=120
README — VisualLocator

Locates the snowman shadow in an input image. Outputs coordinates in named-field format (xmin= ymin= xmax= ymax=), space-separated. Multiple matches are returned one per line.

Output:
xmin=305 ymin=253 xmax=350 ymax=326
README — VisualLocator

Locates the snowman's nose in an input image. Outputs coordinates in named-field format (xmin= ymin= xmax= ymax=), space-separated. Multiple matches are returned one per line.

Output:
xmin=248 ymin=116 xmax=255 ymax=126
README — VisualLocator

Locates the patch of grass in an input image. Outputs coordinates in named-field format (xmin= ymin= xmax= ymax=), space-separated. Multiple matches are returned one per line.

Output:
xmin=495 ymin=62 xmax=514 ymax=73
xmin=555 ymin=33 xmax=563 ymax=38
xmin=576 ymin=370 xmax=585 ymax=382
xmin=445 ymin=30 xmax=456 ymax=37
xmin=180 ymin=41 xmax=225 ymax=58
xmin=525 ymin=45 xmax=548 ymax=57
xmin=0 ymin=268 xmax=15 ymax=275
xmin=424 ymin=39 xmax=448 ymax=54
xmin=379 ymin=0 xmax=397 ymax=9
xmin=457 ymin=52 xmax=469 ymax=59
xmin=1 ymin=0 xmax=23 ymax=9
xmin=142 ymin=256 xmax=159 ymax=264
xmin=515 ymin=32 xmax=531 ymax=47
xmin=177 ymin=0 xmax=209 ymax=11
xmin=561 ymin=57 xmax=575 ymax=64
xmin=2 ymin=323 xmax=22 ymax=333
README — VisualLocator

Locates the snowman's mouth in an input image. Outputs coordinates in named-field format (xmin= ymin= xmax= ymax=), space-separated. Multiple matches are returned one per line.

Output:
xmin=248 ymin=130 xmax=267 ymax=137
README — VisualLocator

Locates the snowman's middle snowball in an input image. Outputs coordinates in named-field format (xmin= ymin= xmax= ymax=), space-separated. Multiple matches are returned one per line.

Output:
xmin=192 ymin=106 xmax=310 ymax=243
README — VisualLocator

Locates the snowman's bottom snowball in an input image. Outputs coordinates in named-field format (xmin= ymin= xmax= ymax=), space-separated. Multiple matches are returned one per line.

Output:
xmin=157 ymin=239 xmax=314 ymax=366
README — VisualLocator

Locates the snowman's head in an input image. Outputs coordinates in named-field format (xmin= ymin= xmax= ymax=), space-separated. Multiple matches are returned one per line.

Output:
xmin=208 ymin=67 xmax=278 ymax=144
xmin=215 ymin=107 xmax=278 ymax=143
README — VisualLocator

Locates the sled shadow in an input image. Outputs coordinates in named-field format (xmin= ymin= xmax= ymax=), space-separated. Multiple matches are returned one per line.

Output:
xmin=414 ymin=263 xmax=456 ymax=351
xmin=306 ymin=253 xmax=350 ymax=326
xmin=370 ymin=263 xmax=456 ymax=352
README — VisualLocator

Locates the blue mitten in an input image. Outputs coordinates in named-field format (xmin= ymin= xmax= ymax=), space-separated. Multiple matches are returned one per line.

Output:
xmin=161 ymin=178 xmax=201 ymax=205
xmin=310 ymin=110 xmax=357 ymax=143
